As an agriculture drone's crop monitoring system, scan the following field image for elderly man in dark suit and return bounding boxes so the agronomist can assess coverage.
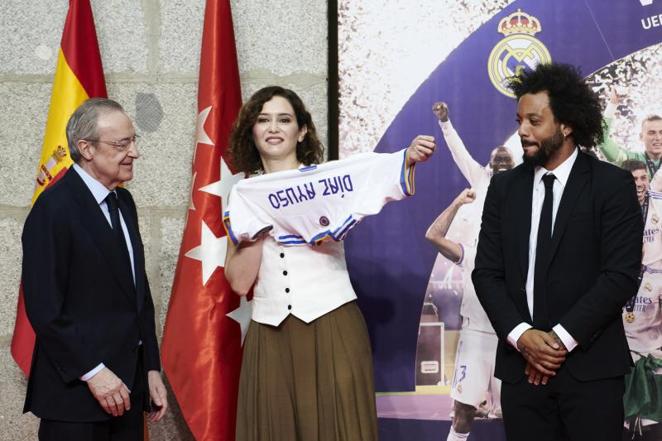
[22,98,168,441]
[473,63,643,441]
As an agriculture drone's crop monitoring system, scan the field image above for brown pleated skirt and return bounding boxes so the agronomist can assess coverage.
[236,301,378,441]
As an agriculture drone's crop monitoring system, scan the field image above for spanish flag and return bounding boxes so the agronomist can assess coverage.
[11,0,107,376]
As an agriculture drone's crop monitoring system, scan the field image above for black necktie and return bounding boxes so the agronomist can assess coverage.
[533,173,555,328]
[105,192,132,270]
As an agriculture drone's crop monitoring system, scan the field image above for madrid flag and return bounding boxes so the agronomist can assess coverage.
[161,0,244,439]
[11,0,107,375]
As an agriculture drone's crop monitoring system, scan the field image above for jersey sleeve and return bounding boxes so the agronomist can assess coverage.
[223,184,273,245]
[306,149,416,244]
[350,148,416,218]
[439,119,486,188]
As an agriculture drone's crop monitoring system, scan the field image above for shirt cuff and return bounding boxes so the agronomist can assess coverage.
[553,324,578,352]
[507,322,532,351]
[400,148,416,196]
[80,363,105,381]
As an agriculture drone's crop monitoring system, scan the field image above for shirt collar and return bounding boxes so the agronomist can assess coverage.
[73,163,113,204]
[534,147,578,188]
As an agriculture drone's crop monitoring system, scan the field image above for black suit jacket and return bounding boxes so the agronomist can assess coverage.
[22,168,160,422]
[472,151,642,384]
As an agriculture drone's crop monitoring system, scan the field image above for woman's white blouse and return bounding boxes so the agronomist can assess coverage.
[252,237,357,326]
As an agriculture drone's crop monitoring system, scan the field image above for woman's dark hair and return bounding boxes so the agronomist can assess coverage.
[509,63,604,148]
[229,86,324,174]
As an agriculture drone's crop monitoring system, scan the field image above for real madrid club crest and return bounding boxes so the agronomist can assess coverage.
[487,9,552,98]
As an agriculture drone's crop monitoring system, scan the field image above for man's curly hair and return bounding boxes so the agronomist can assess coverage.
[509,63,604,148]
[229,86,324,175]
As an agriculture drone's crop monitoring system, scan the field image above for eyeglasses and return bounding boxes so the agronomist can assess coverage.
[85,134,140,151]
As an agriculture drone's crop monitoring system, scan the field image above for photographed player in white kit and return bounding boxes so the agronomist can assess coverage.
[432,102,514,245]
[426,188,501,441]
[622,162,662,438]
[623,164,662,360]
[426,102,515,441]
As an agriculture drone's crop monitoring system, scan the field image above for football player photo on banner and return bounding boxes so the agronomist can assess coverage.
[333,0,662,440]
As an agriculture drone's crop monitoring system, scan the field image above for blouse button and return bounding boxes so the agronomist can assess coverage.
[283,270,288,276]
[280,253,285,258]
[285,288,290,293]
[287,305,292,310]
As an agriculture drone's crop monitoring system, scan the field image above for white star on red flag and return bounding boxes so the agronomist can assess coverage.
[196,106,214,146]
[184,220,228,285]
[200,156,243,204]
[226,296,252,344]
[192,106,214,165]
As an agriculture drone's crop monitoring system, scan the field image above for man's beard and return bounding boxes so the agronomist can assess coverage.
[522,128,564,168]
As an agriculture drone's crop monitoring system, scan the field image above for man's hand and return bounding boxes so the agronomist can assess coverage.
[147,370,168,422]
[432,102,449,122]
[454,188,476,207]
[86,367,131,417]
[517,329,567,377]
[406,135,436,166]
[525,362,550,386]
[524,330,568,385]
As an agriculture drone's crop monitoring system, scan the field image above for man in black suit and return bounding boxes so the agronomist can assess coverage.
[22,98,168,440]
[472,63,643,440]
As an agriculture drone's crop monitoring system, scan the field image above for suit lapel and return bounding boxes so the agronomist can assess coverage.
[64,170,137,304]
[117,192,145,311]
[540,152,591,271]
[515,166,534,281]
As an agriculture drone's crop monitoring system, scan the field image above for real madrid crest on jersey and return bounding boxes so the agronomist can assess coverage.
[487,9,552,98]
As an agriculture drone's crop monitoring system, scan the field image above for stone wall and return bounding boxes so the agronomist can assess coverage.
[0,1,327,439]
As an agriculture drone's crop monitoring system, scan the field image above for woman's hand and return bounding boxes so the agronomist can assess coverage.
[406,135,436,166]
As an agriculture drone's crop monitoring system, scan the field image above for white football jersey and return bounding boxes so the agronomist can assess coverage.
[224,149,415,246]
[624,270,662,358]
[625,192,662,358]
[643,191,662,267]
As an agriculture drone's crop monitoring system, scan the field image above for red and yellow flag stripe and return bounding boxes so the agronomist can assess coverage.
[32,0,107,203]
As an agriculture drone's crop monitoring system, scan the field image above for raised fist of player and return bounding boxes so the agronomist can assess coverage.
[454,188,476,206]
[432,102,449,122]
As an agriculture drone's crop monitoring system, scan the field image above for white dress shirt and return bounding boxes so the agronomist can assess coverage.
[507,148,579,352]
[73,164,135,381]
